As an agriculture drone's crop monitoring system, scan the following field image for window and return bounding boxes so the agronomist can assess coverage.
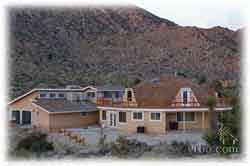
[119,112,127,123]
[115,91,123,98]
[177,112,195,122]
[58,93,65,98]
[39,93,48,98]
[49,93,56,98]
[132,112,143,120]
[127,90,132,101]
[102,111,106,120]
[150,112,161,120]
[183,91,188,104]
[87,92,95,98]
[80,112,88,116]
[103,91,112,98]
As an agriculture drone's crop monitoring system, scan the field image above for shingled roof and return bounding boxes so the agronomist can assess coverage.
[33,98,97,113]
[133,75,214,108]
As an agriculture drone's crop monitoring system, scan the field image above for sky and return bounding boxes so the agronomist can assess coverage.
[132,0,245,31]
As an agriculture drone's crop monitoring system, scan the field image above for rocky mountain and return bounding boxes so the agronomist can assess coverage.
[9,5,241,98]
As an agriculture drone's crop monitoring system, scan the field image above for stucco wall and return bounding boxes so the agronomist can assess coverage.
[49,111,99,130]
[100,110,166,134]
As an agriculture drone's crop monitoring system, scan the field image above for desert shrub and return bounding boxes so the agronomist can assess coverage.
[15,131,54,156]
[204,132,220,147]
[110,136,150,158]
[170,141,193,156]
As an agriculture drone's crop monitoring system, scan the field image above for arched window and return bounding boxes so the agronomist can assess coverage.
[127,90,132,101]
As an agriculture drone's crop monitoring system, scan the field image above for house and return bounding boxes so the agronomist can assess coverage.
[8,76,232,134]
[7,85,125,131]
[97,76,232,134]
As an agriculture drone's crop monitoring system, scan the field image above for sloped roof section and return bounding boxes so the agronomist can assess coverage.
[32,98,97,113]
[133,75,214,108]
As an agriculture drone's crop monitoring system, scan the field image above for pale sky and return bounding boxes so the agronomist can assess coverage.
[132,0,245,31]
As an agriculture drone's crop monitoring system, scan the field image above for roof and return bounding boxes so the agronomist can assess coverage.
[32,98,97,113]
[94,85,125,91]
[8,87,91,105]
[133,75,214,108]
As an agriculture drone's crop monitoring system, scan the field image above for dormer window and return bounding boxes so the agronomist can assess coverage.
[127,90,132,102]
[183,91,188,104]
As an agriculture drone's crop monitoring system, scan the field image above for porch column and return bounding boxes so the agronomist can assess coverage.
[20,110,23,125]
[202,112,205,129]
[183,112,186,132]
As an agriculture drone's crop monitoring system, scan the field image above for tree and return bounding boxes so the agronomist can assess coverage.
[205,95,217,131]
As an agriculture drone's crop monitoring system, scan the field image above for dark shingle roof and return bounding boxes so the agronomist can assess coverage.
[33,99,97,113]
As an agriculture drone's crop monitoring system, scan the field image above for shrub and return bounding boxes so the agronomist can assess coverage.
[170,141,193,156]
[204,131,220,146]
[15,131,54,156]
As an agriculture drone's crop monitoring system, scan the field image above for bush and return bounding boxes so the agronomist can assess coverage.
[204,132,220,146]
[110,136,150,158]
[170,141,193,156]
[15,131,54,156]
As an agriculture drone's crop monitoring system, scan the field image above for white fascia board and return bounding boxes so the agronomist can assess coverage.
[98,106,233,112]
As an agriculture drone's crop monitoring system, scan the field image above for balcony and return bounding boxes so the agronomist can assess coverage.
[171,101,200,107]
[96,97,137,107]
[216,97,230,107]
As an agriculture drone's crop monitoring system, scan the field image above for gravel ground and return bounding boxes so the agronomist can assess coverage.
[65,126,206,146]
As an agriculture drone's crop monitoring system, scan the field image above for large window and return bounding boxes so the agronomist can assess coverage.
[150,112,161,121]
[102,111,106,120]
[132,112,143,121]
[119,112,127,123]
[177,112,195,122]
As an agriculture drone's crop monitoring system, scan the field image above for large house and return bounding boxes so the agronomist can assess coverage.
[97,76,232,134]
[8,76,232,134]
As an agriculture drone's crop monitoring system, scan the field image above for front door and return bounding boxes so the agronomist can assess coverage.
[108,111,117,128]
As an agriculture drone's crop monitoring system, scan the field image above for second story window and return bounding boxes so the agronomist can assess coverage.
[49,93,56,98]
[183,91,188,104]
[58,93,65,98]
[127,90,132,101]
[39,93,48,98]
[87,92,95,98]
[103,91,112,98]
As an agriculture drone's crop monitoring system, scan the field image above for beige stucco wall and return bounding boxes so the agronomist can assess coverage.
[8,91,38,110]
[49,111,99,130]
[100,110,166,134]
[33,107,50,129]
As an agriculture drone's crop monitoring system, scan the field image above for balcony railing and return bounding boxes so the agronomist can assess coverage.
[96,97,137,107]
[171,101,200,107]
[216,97,230,107]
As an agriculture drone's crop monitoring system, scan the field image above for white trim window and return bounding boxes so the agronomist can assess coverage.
[39,93,48,98]
[102,110,107,120]
[58,93,65,98]
[177,112,195,122]
[49,93,56,98]
[118,112,127,123]
[132,111,144,121]
[150,112,161,121]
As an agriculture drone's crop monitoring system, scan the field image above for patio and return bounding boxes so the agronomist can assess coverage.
[65,126,207,146]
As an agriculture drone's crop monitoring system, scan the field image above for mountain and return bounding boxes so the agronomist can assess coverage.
[9,6,241,98]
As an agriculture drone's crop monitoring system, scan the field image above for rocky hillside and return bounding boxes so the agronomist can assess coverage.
[9,5,241,98]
